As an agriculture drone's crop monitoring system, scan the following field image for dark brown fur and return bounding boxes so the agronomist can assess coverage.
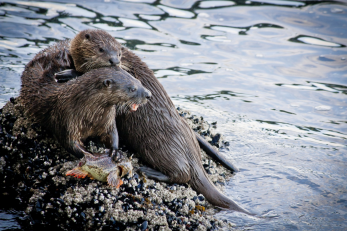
[21,29,122,78]
[20,41,150,158]
[118,48,250,213]
[70,29,122,73]
[22,29,248,213]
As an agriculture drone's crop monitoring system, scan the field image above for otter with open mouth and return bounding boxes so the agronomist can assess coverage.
[24,29,249,214]
[21,61,151,158]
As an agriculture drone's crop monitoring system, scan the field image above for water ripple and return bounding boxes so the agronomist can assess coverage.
[80,1,162,19]
[290,35,345,47]
[250,0,305,7]
[199,1,235,8]
[275,81,346,94]
[15,1,96,18]
[157,5,195,18]
[119,18,152,29]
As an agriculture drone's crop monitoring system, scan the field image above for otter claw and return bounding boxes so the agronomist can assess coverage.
[55,69,81,83]
[108,149,120,161]
[111,150,126,163]
[107,148,117,157]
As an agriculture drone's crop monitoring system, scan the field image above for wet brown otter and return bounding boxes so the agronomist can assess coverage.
[20,49,151,158]
[54,29,123,82]
[53,30,237,172]
[32,29,248,213]
[70,29,122,73]
[117,48,250,214]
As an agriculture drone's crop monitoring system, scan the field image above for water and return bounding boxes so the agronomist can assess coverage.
[0,0,346,230]
[0,211,21,231]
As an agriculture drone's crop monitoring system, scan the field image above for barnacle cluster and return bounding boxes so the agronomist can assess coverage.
[0,98,235,230]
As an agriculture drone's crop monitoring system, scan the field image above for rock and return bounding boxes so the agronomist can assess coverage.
[0,98,234,230]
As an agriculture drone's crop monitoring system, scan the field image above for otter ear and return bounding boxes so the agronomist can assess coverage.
[103,79,114,87]
[85,33,90,40]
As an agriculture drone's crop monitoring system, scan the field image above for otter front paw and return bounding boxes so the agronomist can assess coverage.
[55,69,81,83]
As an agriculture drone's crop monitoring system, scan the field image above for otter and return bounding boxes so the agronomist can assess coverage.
[20,49,151,158]
[32,29,248,213]
[53,29,123,82]
[55,29,239,173]
[117,48,250,214]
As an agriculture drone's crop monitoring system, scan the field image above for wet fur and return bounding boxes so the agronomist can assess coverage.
[20,42,148,158]
[118,48,250,213]
[70,29,122,73]
[21,30,248,213]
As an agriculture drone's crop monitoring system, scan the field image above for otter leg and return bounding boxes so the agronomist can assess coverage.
[55,69,82,83]
[69,141,92,158]
[195,132,239,172]
[139,166,171,182]
[108,125,119,157]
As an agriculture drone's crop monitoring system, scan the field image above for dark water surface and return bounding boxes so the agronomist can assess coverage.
[0,0,346,230]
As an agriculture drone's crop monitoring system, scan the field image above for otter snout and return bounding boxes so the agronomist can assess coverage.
[143,89,152,100]
[109,56,120,66]
[129,85,151,100]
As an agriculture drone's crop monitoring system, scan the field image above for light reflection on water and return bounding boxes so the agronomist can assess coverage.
[0,0,346,230]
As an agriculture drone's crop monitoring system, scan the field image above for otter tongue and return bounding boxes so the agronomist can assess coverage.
[131,104,139,111]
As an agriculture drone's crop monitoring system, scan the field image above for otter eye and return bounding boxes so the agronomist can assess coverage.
[85,34,90,39]
[129,87,137,92]
[103,79,113,87]
[99,48,104,52]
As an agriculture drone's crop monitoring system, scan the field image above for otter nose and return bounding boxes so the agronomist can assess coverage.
[144,90,152,99]
[109,57,120,66]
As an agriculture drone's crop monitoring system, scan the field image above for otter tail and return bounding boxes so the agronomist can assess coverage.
[189,167,252,215]
[195,132,239,172]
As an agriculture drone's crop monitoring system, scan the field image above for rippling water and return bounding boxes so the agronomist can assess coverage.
[0,0,346,230]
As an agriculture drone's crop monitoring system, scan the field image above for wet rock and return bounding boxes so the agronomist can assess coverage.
[0,98,235,230]
[140,220,148,231]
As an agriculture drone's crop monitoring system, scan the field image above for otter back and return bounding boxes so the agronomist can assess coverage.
[117,47,251,214]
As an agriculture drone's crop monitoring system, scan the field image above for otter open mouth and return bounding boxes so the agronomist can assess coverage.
[130,103,139,112]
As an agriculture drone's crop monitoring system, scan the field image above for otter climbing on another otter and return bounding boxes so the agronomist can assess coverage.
[28,29,248,213]
[52,29,123,82]
[20,28,151,158]
[20,50,151,158]
[54,29,239,173]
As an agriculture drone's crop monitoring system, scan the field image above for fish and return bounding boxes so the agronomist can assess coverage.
[66,150,133,188]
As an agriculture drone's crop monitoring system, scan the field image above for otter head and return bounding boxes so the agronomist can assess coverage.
[89,68,151,113]
[70,29,122,73]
